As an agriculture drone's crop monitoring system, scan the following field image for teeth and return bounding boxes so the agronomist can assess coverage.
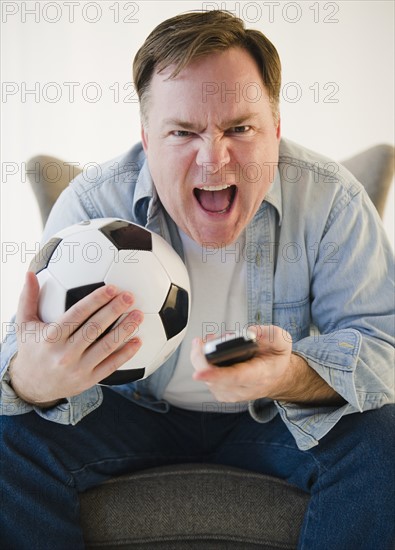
[200,184,231,191]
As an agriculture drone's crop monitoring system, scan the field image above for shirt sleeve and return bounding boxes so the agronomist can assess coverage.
[1,184,103,424]
[251,187,394,451]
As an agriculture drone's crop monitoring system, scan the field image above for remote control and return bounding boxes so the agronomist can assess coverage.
[204,329,258,367]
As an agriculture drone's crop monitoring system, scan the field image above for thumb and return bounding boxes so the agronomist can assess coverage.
[249,325,291,354]
[16,271,40,324]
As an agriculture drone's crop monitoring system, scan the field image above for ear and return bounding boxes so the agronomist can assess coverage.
[276,116,281,141]
[141,124,148,153]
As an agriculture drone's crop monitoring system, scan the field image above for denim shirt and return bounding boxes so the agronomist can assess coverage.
[1,138,394,450]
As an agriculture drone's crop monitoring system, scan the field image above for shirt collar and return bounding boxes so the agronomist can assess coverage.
[132,158,158,223]
[133,158,154,203]
[263,167,283,225]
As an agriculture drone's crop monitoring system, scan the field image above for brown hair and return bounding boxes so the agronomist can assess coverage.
[133,10,281,124]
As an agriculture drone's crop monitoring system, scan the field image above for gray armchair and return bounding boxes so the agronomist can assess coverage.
[26,144,394,549]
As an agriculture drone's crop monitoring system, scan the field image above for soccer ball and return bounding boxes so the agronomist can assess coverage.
[29,218,191,385]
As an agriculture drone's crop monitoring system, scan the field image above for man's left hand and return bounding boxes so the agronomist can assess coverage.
[191,325,345,405]
[191,325,294,403]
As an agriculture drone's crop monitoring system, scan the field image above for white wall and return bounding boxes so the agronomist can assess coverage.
[1,0,394,334]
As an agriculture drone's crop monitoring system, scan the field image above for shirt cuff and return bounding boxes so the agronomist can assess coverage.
[1,354,103,424]
[33,386,103,425]
[249,329,364,450]
[292,328,363,411]
[1,367,34,416]
[274,401,359,450]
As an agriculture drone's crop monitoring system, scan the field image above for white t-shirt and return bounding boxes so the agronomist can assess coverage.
[163,229,249,412]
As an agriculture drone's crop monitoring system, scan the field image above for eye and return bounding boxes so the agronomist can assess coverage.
[172,130,193,137]
[228,125,252,134]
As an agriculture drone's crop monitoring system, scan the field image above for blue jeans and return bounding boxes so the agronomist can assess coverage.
[1,388,394,549]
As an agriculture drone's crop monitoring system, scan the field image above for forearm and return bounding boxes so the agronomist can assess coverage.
[274,353,346,406]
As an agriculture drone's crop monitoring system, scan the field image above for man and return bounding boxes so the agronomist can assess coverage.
[1,10,394,549]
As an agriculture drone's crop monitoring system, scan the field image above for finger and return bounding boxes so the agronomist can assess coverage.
[191,337,259,387]
[250,325,290,354]
[16,271,40,324]
[190,336,242,377]
[69,290,139,355]
[92,336,143,384]
[88,291,136,339]
[59,284,120,331]
[82,309,144,367]
[70,292,141,356]
[192,330,271,390]
[193,364,245,385]
[191,337,220,381]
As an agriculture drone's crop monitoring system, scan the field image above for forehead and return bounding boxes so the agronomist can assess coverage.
[148,48,270,117]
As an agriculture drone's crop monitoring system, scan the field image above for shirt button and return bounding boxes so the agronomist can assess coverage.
[255,312,262,323]
[133,391,141,400]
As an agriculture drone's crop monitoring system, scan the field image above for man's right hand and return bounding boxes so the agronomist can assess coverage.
[9,271,144,406]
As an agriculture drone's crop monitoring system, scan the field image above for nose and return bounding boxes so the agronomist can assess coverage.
[195,138,231,176]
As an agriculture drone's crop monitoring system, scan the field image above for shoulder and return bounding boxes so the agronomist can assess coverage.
[62,143,152,221]
[278,138,365,228]
[70,142,146,196]
[42,143,151,243]
[279,138,362,195]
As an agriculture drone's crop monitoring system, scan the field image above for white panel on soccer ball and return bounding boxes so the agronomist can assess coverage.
[116,313,168,371]
[37,269,68,324]
[48,219,108,240]
[145,329,186,377]
[143,327,187,378]
[46,221,89,241]
[151,233,191,293]
[47,229,116,289]
[105,250,171,313]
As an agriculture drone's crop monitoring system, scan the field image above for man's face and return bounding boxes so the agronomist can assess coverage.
[141,47,280,245]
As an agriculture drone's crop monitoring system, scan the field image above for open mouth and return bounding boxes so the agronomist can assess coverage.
[193,184,237,214]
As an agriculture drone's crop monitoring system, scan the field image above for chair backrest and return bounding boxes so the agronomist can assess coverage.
[341,144,394,217]
[27,156,82,224]
[27,145,395,225]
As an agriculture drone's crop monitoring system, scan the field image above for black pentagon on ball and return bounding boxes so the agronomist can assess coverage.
[99,220,152,251]
[29,237,62,275]
[65,282,105,311]
[65,282,139,387]
[65,282,119,343]
[100,368,146,386]
[159,284,189,340]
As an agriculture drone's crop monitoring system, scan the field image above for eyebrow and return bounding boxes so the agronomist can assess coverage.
[161,114,260,132]
[161,119,203,132]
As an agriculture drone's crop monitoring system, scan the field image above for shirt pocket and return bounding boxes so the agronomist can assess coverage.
[272,296,311,342]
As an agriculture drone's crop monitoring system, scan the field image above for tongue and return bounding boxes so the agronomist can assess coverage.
[196,187,233,212]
